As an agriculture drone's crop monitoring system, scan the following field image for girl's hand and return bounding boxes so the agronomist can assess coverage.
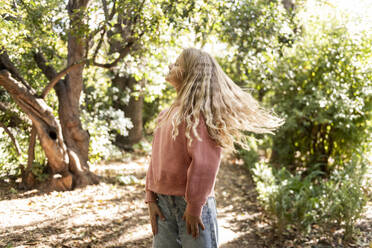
[148,202,165,235]
[182,212,205,238]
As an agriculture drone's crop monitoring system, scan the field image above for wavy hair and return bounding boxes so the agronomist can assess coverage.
[157,48,285,153]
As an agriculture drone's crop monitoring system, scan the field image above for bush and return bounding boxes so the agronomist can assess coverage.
[234,133,274,170]
[252,150,370,239]
[234,135,261,169]
[270,23,372,174]
[252,162,324,235]
[320,151,370,239]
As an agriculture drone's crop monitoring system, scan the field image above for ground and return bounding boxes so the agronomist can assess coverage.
[0,152,371,248]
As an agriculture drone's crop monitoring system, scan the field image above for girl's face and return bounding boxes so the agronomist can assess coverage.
[165,55,183,91]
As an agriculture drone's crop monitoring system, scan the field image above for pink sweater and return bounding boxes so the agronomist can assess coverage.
[145,106,222,217]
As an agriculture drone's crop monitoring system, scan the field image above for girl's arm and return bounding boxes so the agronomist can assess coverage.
[145,138,157,203]
[185,115,222,217]
[145,189,157,203]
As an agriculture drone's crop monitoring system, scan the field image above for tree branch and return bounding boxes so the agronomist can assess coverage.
[0,120,21,155]
[26,126,37,171]
[86,0,117,62]
[102,0,109,20]
[133,0,146,27]
[109,0,117,20]
[92,40,134,69]
[0,49,33,91]
[40,62,84,98]
[0,69,69,176]
[88,0,116,43]
[0,70,55,128]
[91,28,107,65]
[34,51,88,98]
[33,52,58,80]
[0,101,29,127]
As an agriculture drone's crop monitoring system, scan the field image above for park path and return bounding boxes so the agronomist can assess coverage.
[0,152,371,247]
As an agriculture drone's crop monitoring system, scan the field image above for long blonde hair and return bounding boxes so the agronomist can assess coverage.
[157,48,285,153]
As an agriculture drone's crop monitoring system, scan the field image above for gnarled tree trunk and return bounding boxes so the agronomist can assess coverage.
[54,0,98,188]
[0,69,73,191]
[0,0,99,191]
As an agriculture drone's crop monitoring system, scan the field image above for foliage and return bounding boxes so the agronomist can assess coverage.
[0,125,50,181]
[270,25,372,172]
[218,0,371,174]
[252,150,370,239]
[0,0,215,178]
[30,161,49,182]
[220,0,372,242]
[217,0,297,99]
[320,151,370,239]
[0,127,26,179]
[0,0,68,181]
[234,134,272,170]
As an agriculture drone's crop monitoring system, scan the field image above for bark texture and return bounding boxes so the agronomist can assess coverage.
[112,74,144,150]
[282,0,295,11]
[0,70,73,190]
[0,0,99,191]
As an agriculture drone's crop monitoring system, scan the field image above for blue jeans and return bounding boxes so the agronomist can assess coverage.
[152,193,219,248]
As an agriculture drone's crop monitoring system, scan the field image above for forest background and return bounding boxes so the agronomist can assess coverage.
[0,0,371,247]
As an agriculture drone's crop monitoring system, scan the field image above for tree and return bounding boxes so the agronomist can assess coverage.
[90,0,215,149]
[0,0,100,191]
[111,75,144,150]
[216,0,298,102]
[0,0,217,190]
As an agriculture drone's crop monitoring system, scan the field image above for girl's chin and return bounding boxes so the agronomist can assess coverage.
[165,77,173,84]
[165,80,176,88]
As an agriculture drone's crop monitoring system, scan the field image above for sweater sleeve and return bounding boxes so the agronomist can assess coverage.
[145,159,157,203]
[144,108,169,204]
[185,115,222,217]
[145,136,157,204]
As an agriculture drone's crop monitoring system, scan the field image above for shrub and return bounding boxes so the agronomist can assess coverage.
[320,151,370,239]
[270,24,372,174]
[252,150,370,239]
[252,162,324,235]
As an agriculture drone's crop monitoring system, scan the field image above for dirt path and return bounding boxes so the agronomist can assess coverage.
[0,153,371,248]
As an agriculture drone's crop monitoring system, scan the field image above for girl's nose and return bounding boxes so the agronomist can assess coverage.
[169,64,173,70]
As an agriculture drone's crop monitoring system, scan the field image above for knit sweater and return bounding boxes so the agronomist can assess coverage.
[145,106,222,217]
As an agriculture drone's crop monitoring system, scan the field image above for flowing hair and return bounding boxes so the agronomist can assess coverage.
[157,48,285,153]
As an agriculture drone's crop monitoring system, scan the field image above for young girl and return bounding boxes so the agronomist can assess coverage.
[145,48,284,248]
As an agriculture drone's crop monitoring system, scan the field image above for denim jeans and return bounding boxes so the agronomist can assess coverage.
[152,193,219,248]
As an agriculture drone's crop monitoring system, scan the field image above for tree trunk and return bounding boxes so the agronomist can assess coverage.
[52,0,98,188]
[112,74,144,150]
[0,0,99,191]
[0,70,74,191]
[281,0,295,12]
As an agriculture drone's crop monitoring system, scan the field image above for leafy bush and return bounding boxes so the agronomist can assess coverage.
[0,127,28,180]
[252,162,324,234]
[269,17,372,174]
[320,151,370,239]
[220,1,371,241]
[30,161,49,182]
[252,150,370,239]
[0,126,51,183]
[234,134,271,170]
[218,0,296,100]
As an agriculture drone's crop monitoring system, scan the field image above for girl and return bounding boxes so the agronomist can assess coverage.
[145,48,284,248]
